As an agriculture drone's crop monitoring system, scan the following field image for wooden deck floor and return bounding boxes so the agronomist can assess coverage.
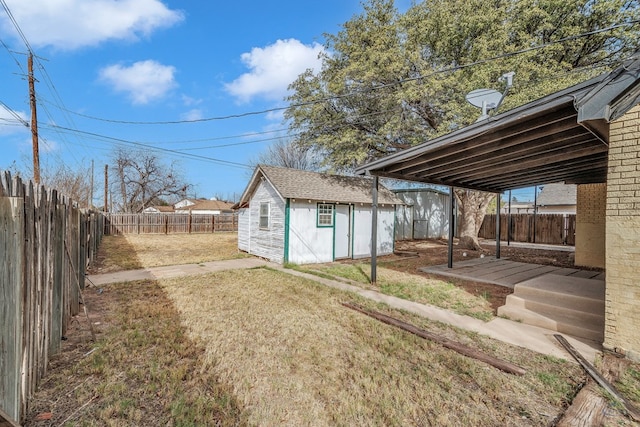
[421,257,605,288]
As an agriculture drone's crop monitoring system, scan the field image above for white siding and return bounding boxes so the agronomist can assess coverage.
[247,181,286,263]
[352,206,395,258]
[288,201,334,264]
[394,190,450,240]
[237,208,250,252]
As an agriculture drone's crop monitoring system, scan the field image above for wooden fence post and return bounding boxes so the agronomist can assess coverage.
[0,197,24,422]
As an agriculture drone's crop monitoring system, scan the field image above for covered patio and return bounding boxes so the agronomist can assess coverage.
[356,54,640,348]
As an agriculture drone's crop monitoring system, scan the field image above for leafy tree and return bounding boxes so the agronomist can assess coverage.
[285,0,639,249]
[111,148,190,213]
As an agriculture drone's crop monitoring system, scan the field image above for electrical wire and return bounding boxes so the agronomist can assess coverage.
[35,19,640,126]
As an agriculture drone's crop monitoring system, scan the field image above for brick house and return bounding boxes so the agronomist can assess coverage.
[356,53,640,361]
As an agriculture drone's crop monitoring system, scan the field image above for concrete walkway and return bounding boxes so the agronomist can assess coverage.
[86,258,601,363]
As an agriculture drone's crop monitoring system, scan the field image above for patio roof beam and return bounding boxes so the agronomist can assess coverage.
[417,130,594,178]
[382,107,578,174]
[462,156,608,188]
[425,140,602,183]
[433,144,608,183]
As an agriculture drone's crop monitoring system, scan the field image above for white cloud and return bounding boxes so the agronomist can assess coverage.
[99,60,177,105]
[180,109,203,121]
[181,95,203,107]
[40,138,59,153]
[225,39,324,103]
[0,0,183,50]
[0,108,29,135]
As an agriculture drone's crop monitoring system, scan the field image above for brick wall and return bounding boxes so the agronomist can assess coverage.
[605,104,640,361]
[575,183,606,268]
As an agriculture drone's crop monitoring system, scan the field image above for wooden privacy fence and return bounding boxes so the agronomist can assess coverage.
[104,212,238,235]
[0,171,104,424]
[479,213,576,246]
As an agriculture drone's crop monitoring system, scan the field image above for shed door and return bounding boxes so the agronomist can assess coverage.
[334,205,351,259]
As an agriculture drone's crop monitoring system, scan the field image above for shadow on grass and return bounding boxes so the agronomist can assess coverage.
[88,234,144,273]
[25,279,247,426]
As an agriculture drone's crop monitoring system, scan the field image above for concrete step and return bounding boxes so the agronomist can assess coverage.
[512,274,605,314]
[498,300,604,342]
[497,273,605,342]
[503,293,604,322]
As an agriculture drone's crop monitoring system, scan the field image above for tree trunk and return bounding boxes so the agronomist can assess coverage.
[454,189,495,251]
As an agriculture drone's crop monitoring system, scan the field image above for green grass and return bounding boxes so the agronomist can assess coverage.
[296,262,494,321]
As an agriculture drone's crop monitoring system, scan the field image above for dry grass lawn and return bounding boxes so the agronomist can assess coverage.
[27,234,640,426]
[160,267,586,426]
[89,232,245,273]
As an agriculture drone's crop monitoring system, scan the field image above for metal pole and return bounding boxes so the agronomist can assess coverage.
[371,176,378,285]
[448,186,455,268]
[533,185,538,243]
[507,190,511,246]
[496,192,501,259]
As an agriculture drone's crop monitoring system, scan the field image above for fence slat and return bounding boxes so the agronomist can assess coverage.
[0,170,105,423]
[104,212,239,235]
[0,197,24,422]
[479,213,576,246]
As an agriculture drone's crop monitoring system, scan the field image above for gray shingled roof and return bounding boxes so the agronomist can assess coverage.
[536,183,577,206]
[248,165,402,205]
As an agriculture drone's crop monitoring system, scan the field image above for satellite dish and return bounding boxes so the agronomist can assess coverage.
[465,88,503,122]
[465,88,502,109]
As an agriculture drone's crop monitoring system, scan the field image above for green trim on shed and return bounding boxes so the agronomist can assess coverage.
[284,198,290,263]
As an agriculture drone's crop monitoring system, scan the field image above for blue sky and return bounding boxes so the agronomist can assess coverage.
[1,0,415,202]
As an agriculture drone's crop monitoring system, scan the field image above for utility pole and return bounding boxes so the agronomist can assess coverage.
[28,53,40,184]
[104,164,108,212]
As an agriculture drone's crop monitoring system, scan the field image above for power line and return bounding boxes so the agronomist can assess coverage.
[37,19,639,126]
[46,124,252,169]
[0,99,29,126]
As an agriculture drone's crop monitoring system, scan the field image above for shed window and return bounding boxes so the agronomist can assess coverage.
[317,203,334,227]
[259,202,270,229]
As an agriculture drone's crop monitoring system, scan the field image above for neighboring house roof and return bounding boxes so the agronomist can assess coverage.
[238,165,403,206]
[175,199,234,211]
[536,183,577,206]
[143,205,175,213]
[503,201,534,209]
[174,199,197,208]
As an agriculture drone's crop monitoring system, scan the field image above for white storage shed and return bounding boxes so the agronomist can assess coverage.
[235,165,402,264]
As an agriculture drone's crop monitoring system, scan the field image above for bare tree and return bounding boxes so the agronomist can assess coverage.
[250,139,320,171]
[111,148,190,213]
[8,157,95,208]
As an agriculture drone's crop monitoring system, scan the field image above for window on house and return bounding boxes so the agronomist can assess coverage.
[259,202,270,229]
[317,203,334,227]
